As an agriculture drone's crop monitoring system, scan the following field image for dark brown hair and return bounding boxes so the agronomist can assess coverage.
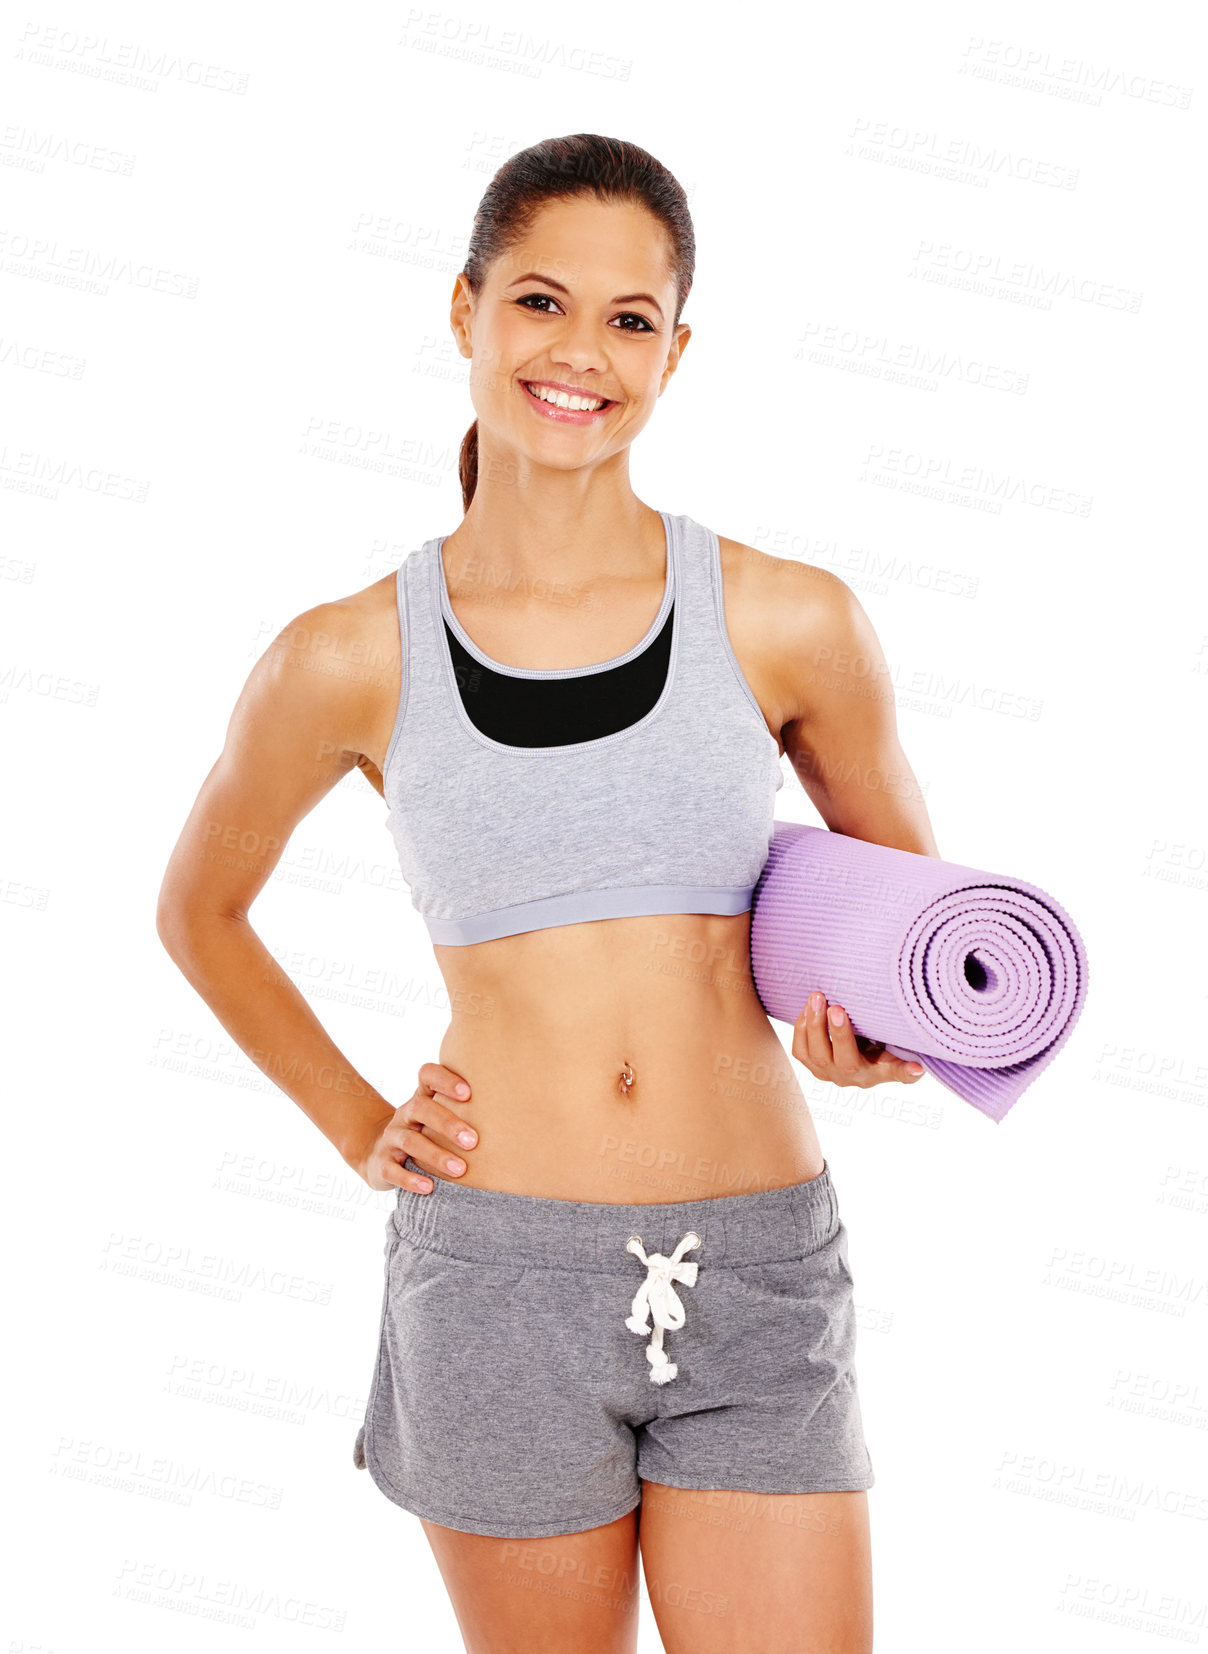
[456,134,695,511]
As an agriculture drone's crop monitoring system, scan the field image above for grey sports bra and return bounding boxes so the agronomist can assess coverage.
[382,510,785,945]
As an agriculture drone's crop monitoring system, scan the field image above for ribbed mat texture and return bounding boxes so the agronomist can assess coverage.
[749,821,1088,1122]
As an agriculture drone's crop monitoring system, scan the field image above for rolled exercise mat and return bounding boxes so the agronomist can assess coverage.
[749,821,1089,1122]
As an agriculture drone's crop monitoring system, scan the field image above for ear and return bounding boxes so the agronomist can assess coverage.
[658,321,692,394]
[450,272,475,359]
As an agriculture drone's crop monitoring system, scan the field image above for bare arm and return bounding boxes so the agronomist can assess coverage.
[726,545,939,1087]
[155,593,474,1190]
[774,565,940,858]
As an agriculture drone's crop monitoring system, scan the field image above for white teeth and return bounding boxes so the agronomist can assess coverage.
[527,383,606,412]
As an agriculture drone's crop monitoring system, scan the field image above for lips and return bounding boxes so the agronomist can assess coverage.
[520,379,616,422]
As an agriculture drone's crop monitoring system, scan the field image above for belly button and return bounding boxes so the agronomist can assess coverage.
[618,1061,635,1098]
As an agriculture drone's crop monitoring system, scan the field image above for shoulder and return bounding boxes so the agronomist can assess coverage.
[243,570,402,748]
[260,571,398,680]
[715,534,855,629]
[715,534,874,719]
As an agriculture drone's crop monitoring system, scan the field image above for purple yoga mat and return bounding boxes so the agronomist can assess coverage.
[749,821,1089,1122]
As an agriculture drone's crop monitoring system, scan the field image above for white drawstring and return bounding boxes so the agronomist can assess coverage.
[624,1230,701,1384]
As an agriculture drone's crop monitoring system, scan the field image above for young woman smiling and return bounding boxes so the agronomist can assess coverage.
[158,134,938,1654]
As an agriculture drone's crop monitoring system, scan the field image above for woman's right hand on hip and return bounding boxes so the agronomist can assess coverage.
[356,1063,478,1192]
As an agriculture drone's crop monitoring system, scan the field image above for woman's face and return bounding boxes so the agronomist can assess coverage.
[450,195,691,481]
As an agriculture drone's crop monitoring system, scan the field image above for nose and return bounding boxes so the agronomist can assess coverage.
[548,315,610,378]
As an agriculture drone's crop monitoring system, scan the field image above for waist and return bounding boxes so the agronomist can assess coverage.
[423,913,823,1201]
[434,910,772,1081]
[394,1154,838,1272]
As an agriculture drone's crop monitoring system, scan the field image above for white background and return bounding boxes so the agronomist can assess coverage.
[3,2,1206,1650]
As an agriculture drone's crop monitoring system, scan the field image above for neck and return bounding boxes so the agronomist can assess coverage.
[447,451,665,584]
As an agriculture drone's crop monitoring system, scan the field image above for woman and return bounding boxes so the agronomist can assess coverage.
[157,133,938,1654]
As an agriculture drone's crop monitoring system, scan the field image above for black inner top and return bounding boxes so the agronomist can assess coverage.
[444,602,675,747]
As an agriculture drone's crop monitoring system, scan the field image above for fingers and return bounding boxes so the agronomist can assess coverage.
[375,1153,433,1195]
[418,1061,472,1101]
[357,1063,480,1193]
[869,1048,929,1083]
[395,1122,468,1181]
[792,992,925,1088]
[793,991,835,1073]
[413,1062,478,1149]
[375,1120,463,1189]
[820,999,866,1081]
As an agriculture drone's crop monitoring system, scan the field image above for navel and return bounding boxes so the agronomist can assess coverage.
[618,1061,636,1099]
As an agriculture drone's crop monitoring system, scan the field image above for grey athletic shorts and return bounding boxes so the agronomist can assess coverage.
[352,1155,874,1539]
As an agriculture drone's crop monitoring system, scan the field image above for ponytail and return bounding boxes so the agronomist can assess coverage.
[458,419,479,512]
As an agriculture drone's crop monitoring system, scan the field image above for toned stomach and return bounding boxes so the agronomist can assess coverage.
[426,910,825,1203]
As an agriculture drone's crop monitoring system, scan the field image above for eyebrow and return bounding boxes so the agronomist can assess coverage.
[506,271,665,322]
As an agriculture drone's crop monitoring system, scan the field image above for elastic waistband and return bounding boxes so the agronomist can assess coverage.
[395,1157,839,1273]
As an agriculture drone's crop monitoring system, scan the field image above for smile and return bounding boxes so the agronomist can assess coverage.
[521,380,616,423]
